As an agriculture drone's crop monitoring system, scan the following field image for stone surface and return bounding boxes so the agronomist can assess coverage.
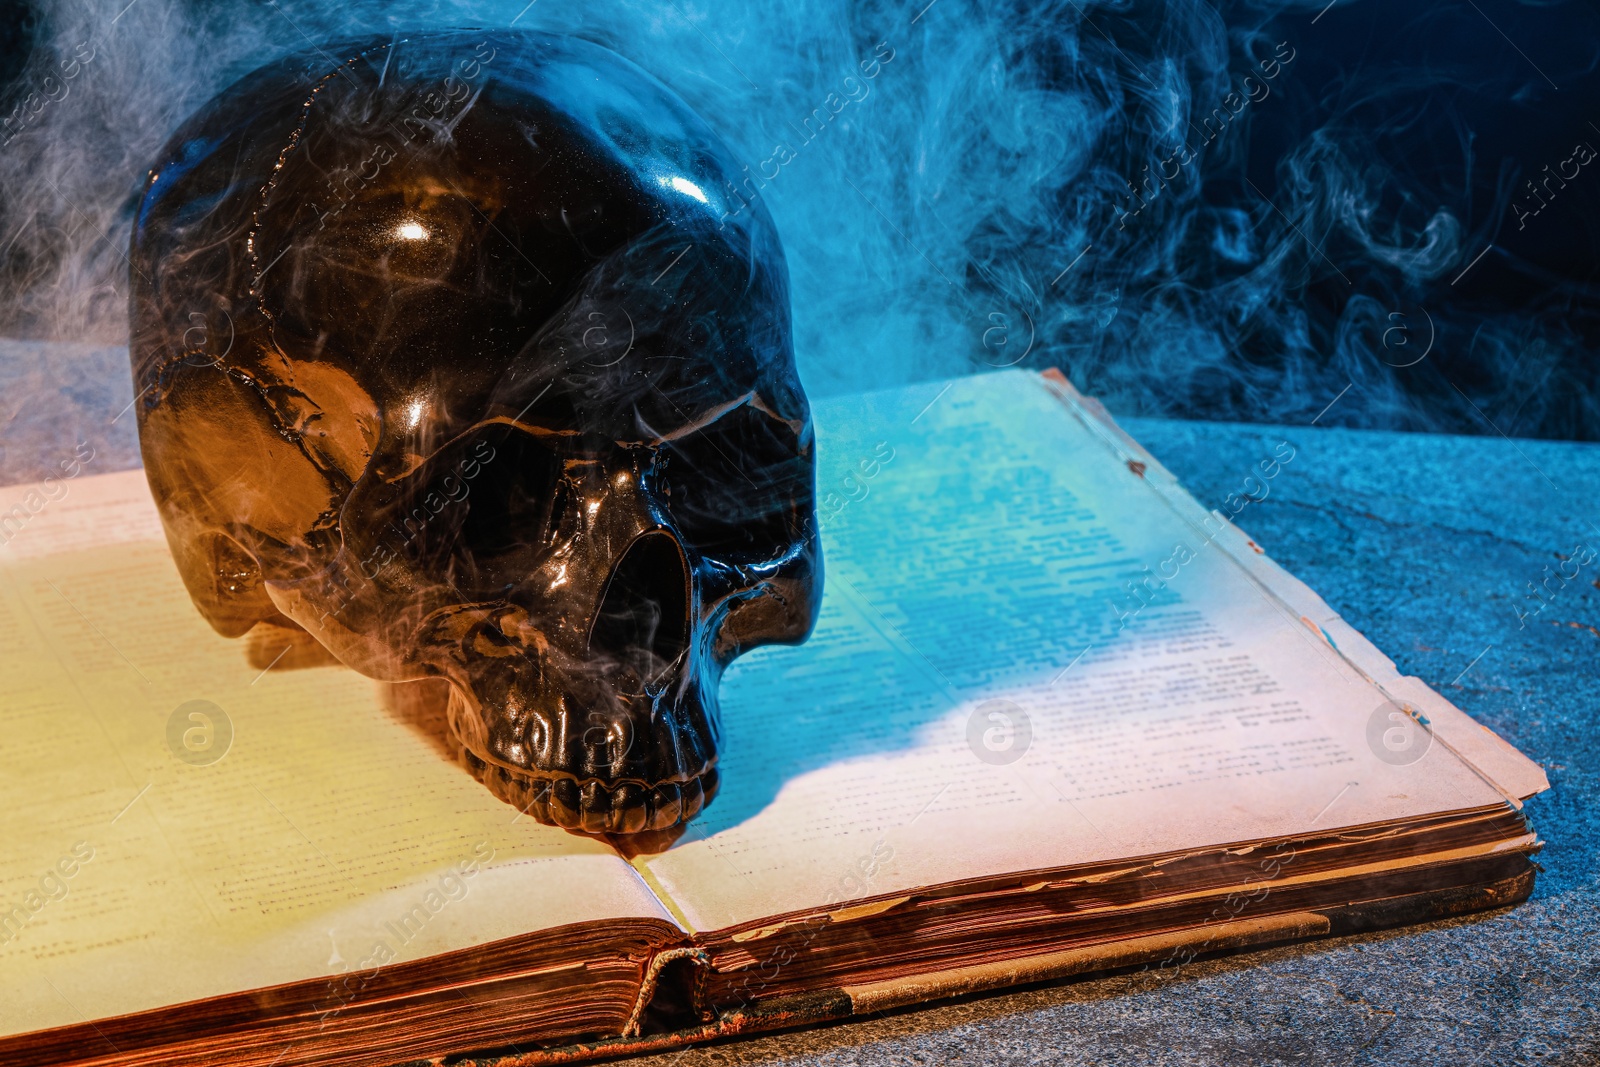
[3,356,1594,1064]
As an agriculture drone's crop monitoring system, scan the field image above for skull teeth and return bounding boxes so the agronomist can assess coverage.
[455,742,716,834]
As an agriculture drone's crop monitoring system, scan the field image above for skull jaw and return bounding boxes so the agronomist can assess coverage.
[455,742,719,835]
[444,669,720,834]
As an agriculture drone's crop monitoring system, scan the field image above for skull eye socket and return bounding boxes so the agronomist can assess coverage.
[662,405,806,560]
[451,432,567,587]
[456,433,559,553]
[367,430,566,595]
[588,531,690,686]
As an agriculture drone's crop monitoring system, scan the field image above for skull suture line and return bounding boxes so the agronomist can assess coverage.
[129,30,822,834]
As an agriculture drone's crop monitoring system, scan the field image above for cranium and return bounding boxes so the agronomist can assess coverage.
[128,30,821,834]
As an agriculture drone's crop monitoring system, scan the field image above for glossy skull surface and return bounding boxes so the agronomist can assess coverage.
[129,29,821,834]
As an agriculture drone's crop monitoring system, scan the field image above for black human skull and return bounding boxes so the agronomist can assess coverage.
[128,30,821,834]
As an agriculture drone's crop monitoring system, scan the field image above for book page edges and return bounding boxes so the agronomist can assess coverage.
[1036,369,1549,803]
[838,855,1535,1016]
[492,856,1536,1065]
[841,909,1335,1013]
[709,822,1536,951]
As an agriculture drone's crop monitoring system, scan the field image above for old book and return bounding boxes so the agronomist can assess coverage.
[0,369,1546,1066]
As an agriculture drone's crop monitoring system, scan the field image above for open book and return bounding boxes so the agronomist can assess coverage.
[0,369,1546,1066]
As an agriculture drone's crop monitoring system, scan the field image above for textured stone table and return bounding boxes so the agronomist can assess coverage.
[3,343,1594,1065]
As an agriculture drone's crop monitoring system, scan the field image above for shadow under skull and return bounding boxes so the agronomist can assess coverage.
[129,30,822,835]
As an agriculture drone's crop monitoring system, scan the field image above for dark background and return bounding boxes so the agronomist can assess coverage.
[0,0,1596,440]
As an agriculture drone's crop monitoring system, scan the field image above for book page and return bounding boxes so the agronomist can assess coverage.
[635,370,1543,932]
[0,471,673,1038]
[1059,378,1549,804]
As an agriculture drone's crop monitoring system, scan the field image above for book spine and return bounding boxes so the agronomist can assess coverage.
[620,947,709,1038]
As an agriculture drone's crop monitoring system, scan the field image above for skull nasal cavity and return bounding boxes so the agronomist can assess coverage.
[588,532,690,683]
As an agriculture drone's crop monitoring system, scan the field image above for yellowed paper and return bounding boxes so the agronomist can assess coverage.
[0,471,672,1038]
